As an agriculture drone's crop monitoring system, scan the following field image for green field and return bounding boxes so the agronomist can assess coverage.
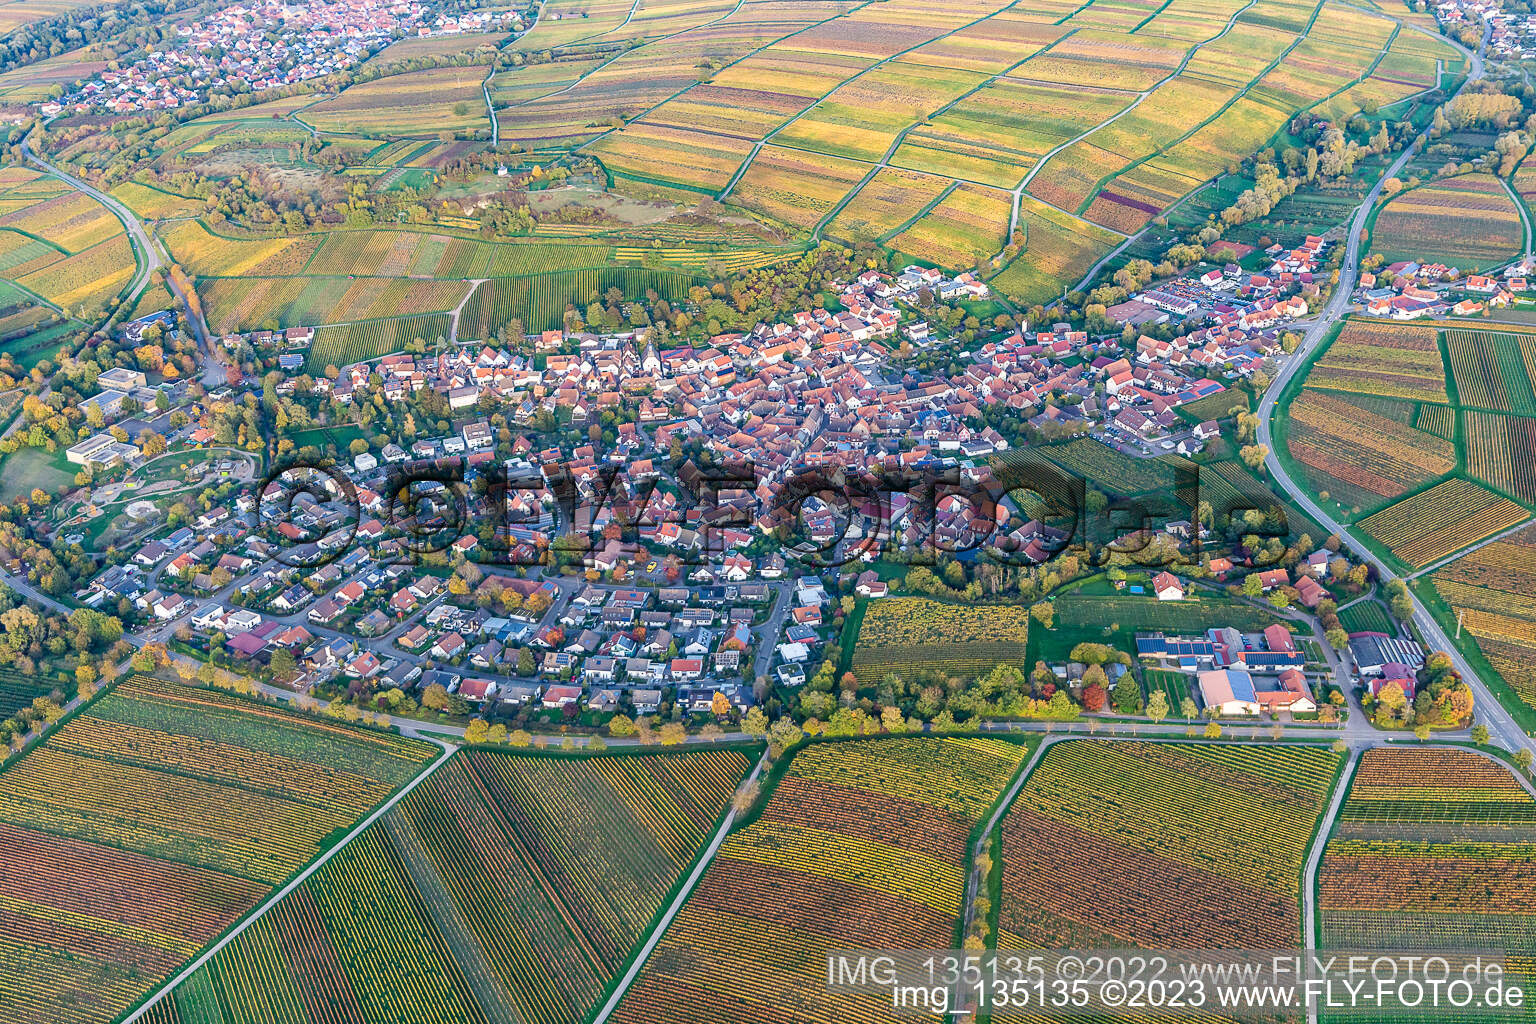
[0,445,76,503]
[1336,598,1396,636]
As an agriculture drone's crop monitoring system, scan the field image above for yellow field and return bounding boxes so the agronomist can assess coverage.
[304,67,492,135]
[163,221,321,278]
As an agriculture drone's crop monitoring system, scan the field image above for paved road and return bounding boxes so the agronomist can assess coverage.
[20,139,160,303]
[752,581,792,682]
[1300,746,1359,1024]
[1253,21,1534,754]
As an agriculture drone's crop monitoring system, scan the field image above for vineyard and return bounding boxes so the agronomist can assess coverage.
[1358,477,1530,569]
[851,597,1029,681]
[198,276,471,334]
[1304,318,1448,401]
[145,747,751,1024]
[608,736,1035,1024]
[0,675,438,1024]
[306,314,453,374]
[0,667,62,718]
[1369,174,1524,270]
[1430,522,1536,710]
[1041,436,1185,495]
[994,741,1341,961]
[1463,410,1536,506]
[457,267,697,336]
[1444,329,1536,416]
[0,173,136,317]
[304,66,493,135]
[487,0,1455,296]
[1285,388,1456,509]
[1319,747,1536,1022]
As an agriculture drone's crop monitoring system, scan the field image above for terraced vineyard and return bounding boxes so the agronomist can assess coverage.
[993,741,1342,964]
[0,675,439,1024]
[144,747,753,1024]
[608,736,1035,1024]
[153,0,1462,327]
[1318,748,1536,1022]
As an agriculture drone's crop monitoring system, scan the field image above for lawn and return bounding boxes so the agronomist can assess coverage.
[1030,577,1290,667]
[0,445,76,503]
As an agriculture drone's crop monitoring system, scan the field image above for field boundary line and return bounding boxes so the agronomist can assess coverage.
[718,0,1023,202]
[1301,746,1357,1024]
[589,750,769,1024]
[956,736,1057,951]
[813,25,1086,241]
[1499,172,1534,261]
[510,0,764,118]
[1068,0,1329,220]
[119,737,458,1024]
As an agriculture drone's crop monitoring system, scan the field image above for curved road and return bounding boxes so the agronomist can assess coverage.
[1254,20,1534,755]
[20,138,161,304]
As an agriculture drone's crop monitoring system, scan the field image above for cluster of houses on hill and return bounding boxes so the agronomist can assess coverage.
[1440,0,1530,59]
[41,0,485,116]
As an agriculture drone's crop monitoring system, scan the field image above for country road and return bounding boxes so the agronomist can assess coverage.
[20,138,161,303]
[1253,18,1536,755]
[1300,748,1359,1024]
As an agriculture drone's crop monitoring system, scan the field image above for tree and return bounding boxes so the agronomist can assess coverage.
[659,722,687,745]
[509,728,533,747]
[1029,601,1054,629]
[1239,444,1270,470]
[1203,721,1222,739]
[75,665,98,700]
[767,716,803,757]
[607,713,636,737]
[421,683,449,711]
[1471,723,1490,745]
[517,647,536,675]
[1516,749,1533,774]
[1082,682,1107,712]
[710,691,731,717]
[1180,696,1199,719]
[269,647,296,680]
[464,718,489,744]
[1145,690,1168,724]
[1111,672,1142,714]
[741,706,769,736]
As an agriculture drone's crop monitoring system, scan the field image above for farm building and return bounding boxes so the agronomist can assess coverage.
[1198,669,1261,715]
